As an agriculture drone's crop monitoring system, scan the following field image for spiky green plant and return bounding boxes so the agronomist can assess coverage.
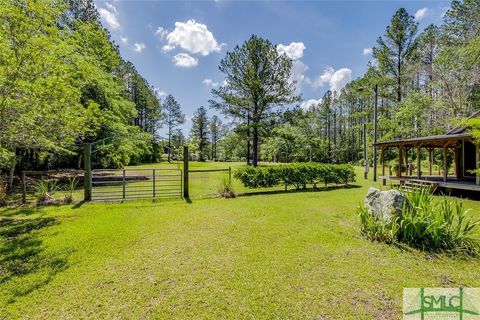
[63,176,78,203]
[34,179,59,205]
[358,188,480,257]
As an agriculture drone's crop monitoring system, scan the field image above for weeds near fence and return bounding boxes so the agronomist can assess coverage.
[63,177,78,203]
[217,177,235,198]
[34,179,59,205]
[358,188,480,257]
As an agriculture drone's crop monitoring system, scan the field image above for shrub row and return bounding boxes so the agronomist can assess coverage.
[234,163,356,189]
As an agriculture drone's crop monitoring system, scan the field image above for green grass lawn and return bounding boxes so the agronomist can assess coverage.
[1,164,480,319]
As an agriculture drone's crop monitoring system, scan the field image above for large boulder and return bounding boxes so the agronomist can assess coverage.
[364,187,410,223]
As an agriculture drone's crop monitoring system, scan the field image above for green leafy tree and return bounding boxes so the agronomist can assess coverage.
[373,8,418,102]
[0,0,87,185]
[162,95,185,162]
[211,35,299,167]
[190,107,210,161]
[209,115,227,161]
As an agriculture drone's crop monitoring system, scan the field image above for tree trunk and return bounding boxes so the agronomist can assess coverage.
[397,48,402,102]
[8,165,15,192]
[252,125,259,167]
[246,112,251,165]
[168,129,171,163]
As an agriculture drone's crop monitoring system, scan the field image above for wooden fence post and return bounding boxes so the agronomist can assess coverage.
[228,166,232,185]
[84,143,92,201]
[153,169,156,198]
[183,146,189,198]
[122,169,126,199]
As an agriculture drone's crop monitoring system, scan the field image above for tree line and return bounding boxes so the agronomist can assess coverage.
[1,0,479,182]
[0,0,166,176]
[212,0,480,167]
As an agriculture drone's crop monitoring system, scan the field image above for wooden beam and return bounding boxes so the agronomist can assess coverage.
[416,146,421,179]
[381,147,386,186]
[428,148,433,176]
[398,146,403,177]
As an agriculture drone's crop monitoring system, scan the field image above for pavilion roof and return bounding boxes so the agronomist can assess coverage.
[374,133,472,148]
[375,110,479,148]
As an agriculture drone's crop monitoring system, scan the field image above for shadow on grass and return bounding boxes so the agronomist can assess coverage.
[0,215,67,304]
[236,184,361,197]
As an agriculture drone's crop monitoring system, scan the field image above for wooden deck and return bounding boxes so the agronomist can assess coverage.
[379,175,480,192]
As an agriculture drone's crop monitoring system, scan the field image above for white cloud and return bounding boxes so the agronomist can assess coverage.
[308,67,335,88]
[133,42,146,53]
[300,99,322,110]
[105,2,117,14]
[308,66,352,93]
[330,68,352,92]
[163,20,222,56]
[154,88,167,97]
[162,44,175,52]
[120,36,128,45]
[98,3,120,30]
[363,48,372,56]
[155,27,168,40]
[202,79,219,87]
[277,42,306,60]
[414,8,430,21]
[172,53,198,67]
[290,60,308,92]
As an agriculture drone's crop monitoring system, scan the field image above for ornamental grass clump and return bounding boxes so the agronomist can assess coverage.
[63,176,78,203]
[34,179,59,206]
[217,177,236,198]
[358,188,480,257]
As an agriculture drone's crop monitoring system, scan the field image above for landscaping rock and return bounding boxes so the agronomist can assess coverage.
[364,187,410,223]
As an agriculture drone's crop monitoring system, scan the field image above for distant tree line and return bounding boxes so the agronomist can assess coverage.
[212,0,480,167]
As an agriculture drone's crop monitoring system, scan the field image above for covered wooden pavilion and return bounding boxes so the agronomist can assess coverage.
[375,111,480,192]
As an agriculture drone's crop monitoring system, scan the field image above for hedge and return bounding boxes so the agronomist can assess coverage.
[234,163,356,189]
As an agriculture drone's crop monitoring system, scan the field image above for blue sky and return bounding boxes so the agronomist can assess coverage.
[95,0,449,136]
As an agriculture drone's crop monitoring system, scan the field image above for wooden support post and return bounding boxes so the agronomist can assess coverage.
[83,143,92,201]
[363,123,368,179]
[183,146,189,198]
[22,172,26,204]
[122,169,126,199]
[153,169,156,198]
[381,147,386,186]
[476,144,480,186]
[443,146,448,182]
[416,146,421,179]
[398,146,403,177]
[428,148,433,176]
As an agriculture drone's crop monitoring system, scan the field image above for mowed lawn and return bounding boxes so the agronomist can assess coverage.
[1,165,480,319]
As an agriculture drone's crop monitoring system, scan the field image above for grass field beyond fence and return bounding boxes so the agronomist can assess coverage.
[1,163,479,319]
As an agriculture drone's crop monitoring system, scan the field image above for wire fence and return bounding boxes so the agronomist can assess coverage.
[187,168,231,199]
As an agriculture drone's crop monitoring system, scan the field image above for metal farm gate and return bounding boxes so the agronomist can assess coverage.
[91,168,182,201]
